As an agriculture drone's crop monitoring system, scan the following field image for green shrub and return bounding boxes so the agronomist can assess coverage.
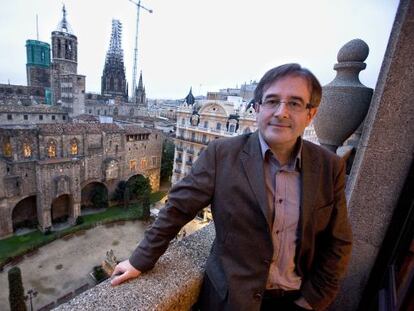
[8,267,27,311]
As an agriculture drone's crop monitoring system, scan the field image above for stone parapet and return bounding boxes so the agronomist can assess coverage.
[54,223,215,311]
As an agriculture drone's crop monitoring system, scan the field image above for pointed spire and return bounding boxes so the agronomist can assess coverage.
[185,87,195,105]
[56,4,74,34]
[137,71,144,90]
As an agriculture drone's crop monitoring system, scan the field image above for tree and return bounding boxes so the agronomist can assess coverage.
[127,175,152,203]
[8,267,27,311]
[160,139,174,182]
[112,180,127,203]
[91,187,108,209]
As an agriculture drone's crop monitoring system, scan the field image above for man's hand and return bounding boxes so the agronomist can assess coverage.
[110,259,141,286]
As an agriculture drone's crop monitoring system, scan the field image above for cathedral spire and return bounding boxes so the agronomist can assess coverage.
[137,71,144,90]
[101,19,127,99]
[56,5,74,34]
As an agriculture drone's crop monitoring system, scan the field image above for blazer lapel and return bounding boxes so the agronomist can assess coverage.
[240,132,271,227]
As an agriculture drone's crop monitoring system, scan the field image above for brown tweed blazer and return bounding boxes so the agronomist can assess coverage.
[130,131,352,311]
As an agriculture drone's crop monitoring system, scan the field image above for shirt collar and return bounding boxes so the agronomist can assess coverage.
[258,132,302,170]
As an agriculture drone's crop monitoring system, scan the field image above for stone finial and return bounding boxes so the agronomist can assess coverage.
[313,39,373,152]
[337,39,369,63]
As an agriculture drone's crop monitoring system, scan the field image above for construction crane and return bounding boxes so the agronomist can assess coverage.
[128,0,152,100]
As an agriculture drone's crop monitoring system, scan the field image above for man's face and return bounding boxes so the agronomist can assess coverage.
[255,75,317,152]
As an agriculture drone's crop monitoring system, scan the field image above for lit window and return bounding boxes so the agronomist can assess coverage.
[70,139,78,155]
[130,160,137,171]
[23,143,32,158]
[140,158,147,169]
[3,140,12,157]
[47,140,57,158]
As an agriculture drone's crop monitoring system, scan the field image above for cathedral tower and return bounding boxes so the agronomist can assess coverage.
[101,19,128,100]
[50,5,85,116]
[135,71,146,106]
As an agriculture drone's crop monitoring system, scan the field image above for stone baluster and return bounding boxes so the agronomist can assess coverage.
[314,39,373,153]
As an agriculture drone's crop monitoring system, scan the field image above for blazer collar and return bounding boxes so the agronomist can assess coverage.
[240,131,272,226]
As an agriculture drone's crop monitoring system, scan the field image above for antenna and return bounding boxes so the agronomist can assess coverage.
[36,14,39,40]
[128,0,152,100]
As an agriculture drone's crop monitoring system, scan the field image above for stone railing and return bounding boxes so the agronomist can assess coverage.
[54,224,215,311]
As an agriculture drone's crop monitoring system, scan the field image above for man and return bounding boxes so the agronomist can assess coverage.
[111,63,353,311]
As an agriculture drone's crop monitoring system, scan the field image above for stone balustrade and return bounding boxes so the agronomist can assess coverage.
[54,223,215,311]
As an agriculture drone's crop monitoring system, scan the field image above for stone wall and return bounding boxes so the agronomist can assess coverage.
[55,224,215,311]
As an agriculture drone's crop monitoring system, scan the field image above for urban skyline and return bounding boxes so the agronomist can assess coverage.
[0,0,399,99]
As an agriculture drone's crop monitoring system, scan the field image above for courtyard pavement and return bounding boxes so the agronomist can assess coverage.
[0,220,148,311]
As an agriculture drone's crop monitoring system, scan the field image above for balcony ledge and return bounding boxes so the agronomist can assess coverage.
[55,223,215,311]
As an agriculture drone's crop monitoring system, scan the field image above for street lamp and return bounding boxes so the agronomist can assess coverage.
[24,288,38,311]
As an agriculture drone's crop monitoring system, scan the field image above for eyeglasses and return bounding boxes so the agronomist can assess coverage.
[260,98,312,113]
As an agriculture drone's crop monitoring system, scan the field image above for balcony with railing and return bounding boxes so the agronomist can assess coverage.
[56,224,215,311]
[176,124,239,138]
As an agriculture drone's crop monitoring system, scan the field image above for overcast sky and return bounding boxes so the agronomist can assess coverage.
[0,0,399,99]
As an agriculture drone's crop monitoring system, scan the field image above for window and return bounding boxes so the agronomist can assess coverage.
[23,143,32,158]
[52,115,56,120]
[97,110,100,115]
[141,158,147,169]
[89,109,92,114]
[216,123,221,130]
[63,116,66,120]
[229,124,236,133]
[24,115,28,120]
[181,118,185,125]
[129,160,137,171]
[3,139,12,157]
[191,132,196,141]
[70,138,78,155]
[39,115,43,120]
[204,121,208,128]
[47,140,57,158]
[152,156,157,166]
[7,114,12,120]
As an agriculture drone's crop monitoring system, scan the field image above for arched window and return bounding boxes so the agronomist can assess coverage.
[23,143,32,158]
[229,124,236,133]
[47,140,57,158]
[70,138,78,155]
[3,138,12,157]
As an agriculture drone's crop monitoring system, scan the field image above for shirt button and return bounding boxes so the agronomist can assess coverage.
[253,293,262,301]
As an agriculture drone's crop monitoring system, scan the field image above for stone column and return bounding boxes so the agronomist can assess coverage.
[334,0,414,309]
[0,198,13,239]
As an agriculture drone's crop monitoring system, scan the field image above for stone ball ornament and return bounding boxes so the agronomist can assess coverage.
[314,39,373,152]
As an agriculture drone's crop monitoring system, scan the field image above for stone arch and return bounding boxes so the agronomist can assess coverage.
[12,195,38,232]
[81,181,108,212]
[51,194,71,224]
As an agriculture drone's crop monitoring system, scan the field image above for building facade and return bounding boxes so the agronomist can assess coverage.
[0,123,162,239]
[172,94,257,184]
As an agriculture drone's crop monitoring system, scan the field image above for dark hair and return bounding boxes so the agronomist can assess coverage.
[253,63,322,108]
